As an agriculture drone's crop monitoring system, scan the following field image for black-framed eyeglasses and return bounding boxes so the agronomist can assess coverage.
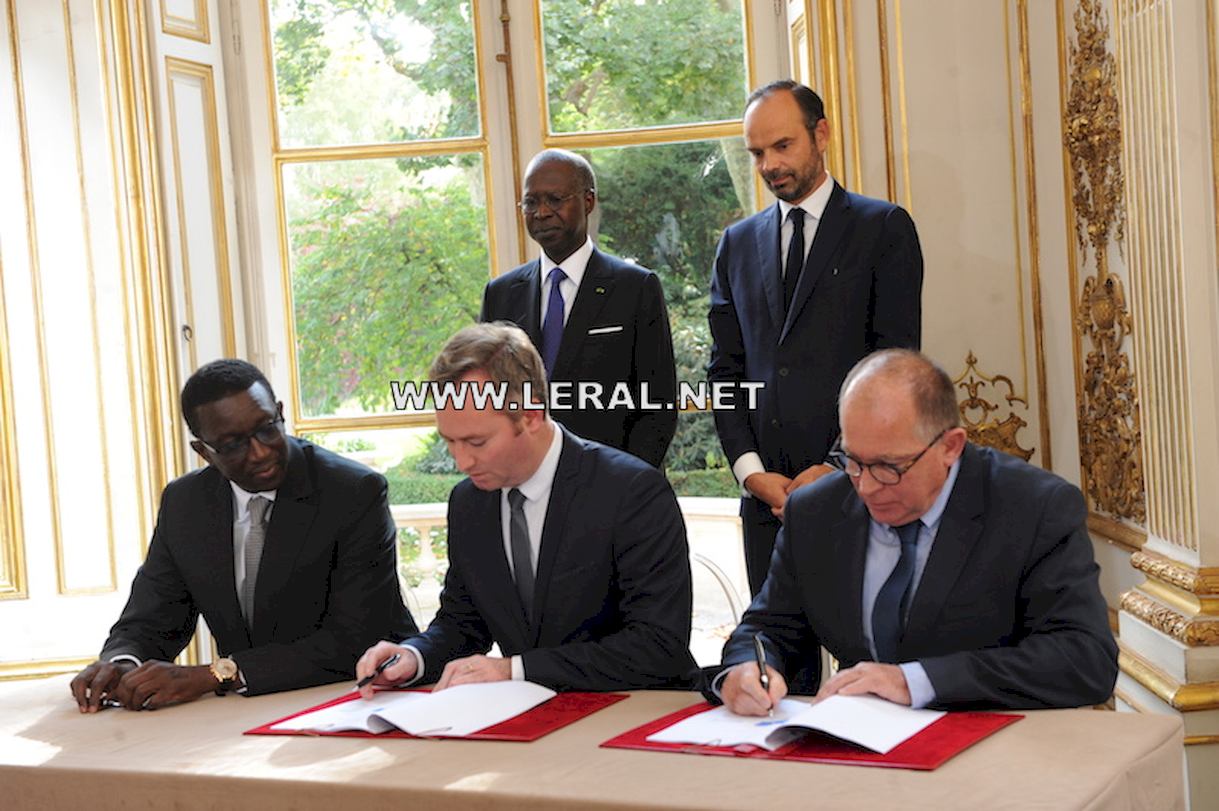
[517,191,585,215]
[197,418,284,459]
[826,428,947,486]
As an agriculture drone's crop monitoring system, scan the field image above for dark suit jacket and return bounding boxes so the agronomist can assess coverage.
[480,247,677,468]
[100,438,417,695]
[405,427,696,691]
[712,444,1118,710]
[708,183,923,476]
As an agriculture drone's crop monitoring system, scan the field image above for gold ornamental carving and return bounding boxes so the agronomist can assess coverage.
[1120,590,1219,647]
[1132,550,1219,596]
[953,352,1033,461]
[1064,0,1145,524]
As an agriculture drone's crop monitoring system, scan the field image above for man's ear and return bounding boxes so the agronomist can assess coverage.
[941,427,968,462]
[814,116,831,153]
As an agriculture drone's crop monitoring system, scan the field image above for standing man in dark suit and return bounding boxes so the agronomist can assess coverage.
[480,149,677,468]
[710,350,1117,711]
[709,81,924,596]
[356,323,695,693]
[70,360,416,712]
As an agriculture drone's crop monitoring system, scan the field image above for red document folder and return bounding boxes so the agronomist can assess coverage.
[601,701,1021,770]
[246,688,627,742]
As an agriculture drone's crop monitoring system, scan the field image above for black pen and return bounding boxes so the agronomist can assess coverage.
[356,653,401,689]
[753,633,773,717]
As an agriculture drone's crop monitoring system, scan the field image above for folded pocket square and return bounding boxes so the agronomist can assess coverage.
[587,325,624,335]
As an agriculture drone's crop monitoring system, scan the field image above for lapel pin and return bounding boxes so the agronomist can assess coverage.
[595,286,606,294]
[833,268,839,276]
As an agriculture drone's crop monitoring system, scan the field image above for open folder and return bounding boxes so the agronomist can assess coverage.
[603,698,1021,770]
[246,682,628,742]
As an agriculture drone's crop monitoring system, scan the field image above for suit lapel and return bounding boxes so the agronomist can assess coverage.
[511,261,543,346]
[201,470,248,650]
[753,206,785,335]
[249,439,316,645]
[529,428,582,646]
[473,486,531,647]
[903,446,986,652]
[781,183,853,343]
[832,491,871,659]
[553,249,615,379]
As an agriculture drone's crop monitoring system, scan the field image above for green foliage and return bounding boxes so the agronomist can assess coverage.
[412,429,458,475]
[667,467,739,498]
[289,172,487,415]
[384,462,464,505]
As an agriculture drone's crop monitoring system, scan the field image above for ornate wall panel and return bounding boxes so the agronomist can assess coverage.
[160,0,209,44]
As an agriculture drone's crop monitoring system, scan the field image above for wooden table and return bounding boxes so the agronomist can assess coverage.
[0,676,1184,810]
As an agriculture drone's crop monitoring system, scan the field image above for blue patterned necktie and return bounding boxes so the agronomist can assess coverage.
[540,267,567,377]
[871,520,921,663]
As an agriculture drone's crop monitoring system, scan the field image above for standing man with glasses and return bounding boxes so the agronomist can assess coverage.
[480,148,677,468]
[70,359,416,712]
[708,81,923,599]
[706,349,1117,711]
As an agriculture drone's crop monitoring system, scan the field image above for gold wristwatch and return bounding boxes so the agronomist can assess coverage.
[209,657,240,694]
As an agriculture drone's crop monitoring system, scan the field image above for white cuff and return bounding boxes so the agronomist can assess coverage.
[108,654,142,668]
[731,452,766,496]
[899,661,936,709]
[399,645,427,687]
[511,655,524,681]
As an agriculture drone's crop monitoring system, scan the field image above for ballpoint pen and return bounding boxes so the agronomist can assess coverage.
[753,633,773,717]
[356,652,401,689]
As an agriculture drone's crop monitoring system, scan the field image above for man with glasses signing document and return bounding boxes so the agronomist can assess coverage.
[708,349,1117,712]
[71,360,416,712]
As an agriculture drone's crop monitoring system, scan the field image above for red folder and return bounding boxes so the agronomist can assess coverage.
[246,688,627,742]
[600,701,1021,770]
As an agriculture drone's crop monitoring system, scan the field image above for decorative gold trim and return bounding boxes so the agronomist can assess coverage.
[876,0,896,201]
[1112,686,1154,714]
[1132,550,1219,596]
[64,0,119,594]
[1119,646,1219,711]
[1185,735,1219,746]
[841,0,862,193]
[1210,0,1219,279]
[1088,513,1145,551]
[790,15,808,85]
[1015,0,1052,468]
[159,0,209,44]
[893,0,912,212]
[1120,590,1219,647]
[295,412,440,433]
[954,352,1033,460]
[0,656,95,682]
[164,56,238,361]
[817,0,846,181]
[544,121,744,150]
[1063,0,1145,525]
[1137,579,1219,620]
[495,0,526,266]
[742,0,757,91]
[6,0,69,595]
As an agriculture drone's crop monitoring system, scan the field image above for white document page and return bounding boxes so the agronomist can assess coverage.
[272,681,558,737]
[647,695,945,754]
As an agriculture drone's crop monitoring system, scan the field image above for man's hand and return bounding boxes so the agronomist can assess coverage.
[744,472,793,514]
[784,464,835,495]
[70,660,136,713]
[433,654,511,691]
[355,641,417,700]
[721,661,788,716]
[815,662,911,705]
[110,661,218,710]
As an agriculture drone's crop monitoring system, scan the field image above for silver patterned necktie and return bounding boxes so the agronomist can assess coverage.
[507,488,535,620]
[241,496,271,630]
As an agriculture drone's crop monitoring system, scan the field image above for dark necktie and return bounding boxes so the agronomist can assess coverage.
[507,488,535,621]
[871,520,921,663]
[540,267,567,377]
[242,496,271,630]
[784,207,805,311]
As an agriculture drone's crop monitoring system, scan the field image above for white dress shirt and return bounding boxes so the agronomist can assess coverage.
[539,237,595,326]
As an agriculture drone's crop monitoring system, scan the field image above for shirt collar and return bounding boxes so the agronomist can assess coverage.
[778,173,835,222]
[540,236,594,291]
[508,421,563,503]
[230,481,277,520]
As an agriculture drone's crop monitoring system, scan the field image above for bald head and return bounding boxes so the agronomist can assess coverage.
[524,149,596,194]
[839,349,960,443]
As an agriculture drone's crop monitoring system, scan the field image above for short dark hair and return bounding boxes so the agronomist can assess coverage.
[745,80,826,138]
[181,359,276,437]
[429,322,547,419]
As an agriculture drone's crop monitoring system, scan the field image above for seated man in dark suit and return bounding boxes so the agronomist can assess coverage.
[70,360,416,712]
[480,149,677,468]
[356,323,696,693]
[710,349,1118,712]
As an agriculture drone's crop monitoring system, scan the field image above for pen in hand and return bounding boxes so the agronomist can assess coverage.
[753,633,773,717]
[356,653,401,689]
